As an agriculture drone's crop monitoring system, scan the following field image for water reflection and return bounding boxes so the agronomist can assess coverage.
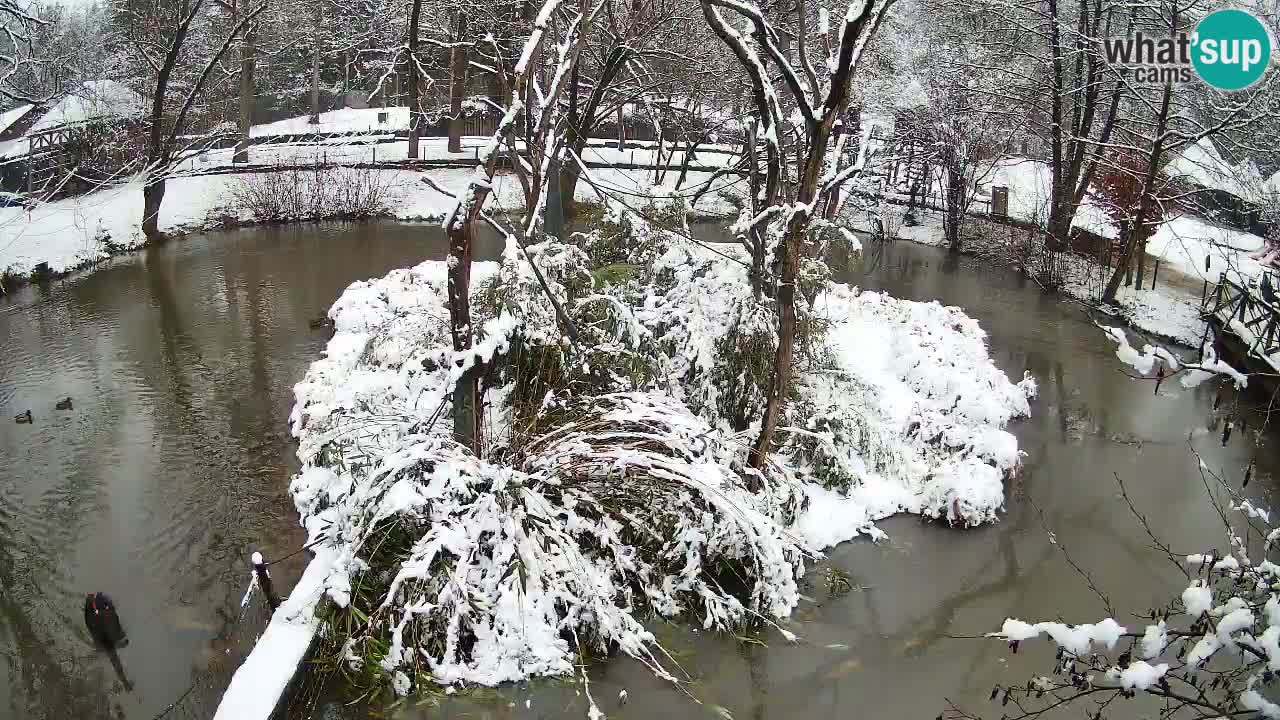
[0,221,500,719]
[344,237,1275,720]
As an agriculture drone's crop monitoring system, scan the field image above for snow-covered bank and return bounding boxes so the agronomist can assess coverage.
[987,157,1268,284]
[854,206,1213,346]
[282,206,1033,698]
[211,548,336,720]
[0,160,740,284]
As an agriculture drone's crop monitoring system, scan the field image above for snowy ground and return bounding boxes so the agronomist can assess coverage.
[848,201,1236,346]
[1146,214,1268,282]
[980,157,1268,283]
[0,154,743,282]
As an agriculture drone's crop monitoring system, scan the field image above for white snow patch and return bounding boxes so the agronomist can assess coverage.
[1183,580,1214,615]
[1117,661,1169,691]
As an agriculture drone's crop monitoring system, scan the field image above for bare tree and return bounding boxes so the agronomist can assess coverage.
[424,0,601,452]
[556,0,691,218]
[406,0,423,155]
[446,10,468,154]
[309,0,322,124]
[0,1,52,104]
[959,0,1126,265]
[697,0,895,469]
[1098,0,1278,304]
[110,0,265,240]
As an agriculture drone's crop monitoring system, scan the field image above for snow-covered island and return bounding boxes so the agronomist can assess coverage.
[279,201,1035,701]
[6,0,1280,717]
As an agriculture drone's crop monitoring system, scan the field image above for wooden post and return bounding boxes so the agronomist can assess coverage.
[617,104,625,150]
[991,186,1009,219]
[252,552,281,610]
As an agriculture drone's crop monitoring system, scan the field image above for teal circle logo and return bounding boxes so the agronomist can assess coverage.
[1192,9,1271,91]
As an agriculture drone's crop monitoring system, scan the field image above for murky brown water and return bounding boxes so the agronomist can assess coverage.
[0,221,503,719]
[358,238,1276,720]
[4,224,1274,720]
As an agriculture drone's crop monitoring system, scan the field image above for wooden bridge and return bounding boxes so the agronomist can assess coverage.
[1202,272,1280,379]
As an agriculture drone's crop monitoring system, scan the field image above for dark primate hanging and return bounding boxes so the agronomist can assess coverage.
[84,592,128,649]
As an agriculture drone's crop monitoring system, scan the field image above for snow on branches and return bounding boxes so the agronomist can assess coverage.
[971,459,1280,720]
[1099,324,1248,391]
[288,201,1037,700]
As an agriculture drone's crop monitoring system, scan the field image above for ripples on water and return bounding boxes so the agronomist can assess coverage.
[328,238,1280,720]
[4,224,1276,720]
[0,222,499,719]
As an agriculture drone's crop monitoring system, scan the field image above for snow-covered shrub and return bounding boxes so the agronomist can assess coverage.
[635,237,831,432]
[469,238,663,450]
[294,389,811,696]
[808,219,864,278]
[708,301,778,430]
[289,200,1037,700]
[637,192,691,228]
[786,286,1034,523]
[569,201,666,274]
[784,374,897,493]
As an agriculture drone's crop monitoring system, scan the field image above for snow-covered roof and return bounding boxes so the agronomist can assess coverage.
[29,80,144,134]
[0,104,33,136]
[1163,138,1261,200]
[1263,168,1280,198]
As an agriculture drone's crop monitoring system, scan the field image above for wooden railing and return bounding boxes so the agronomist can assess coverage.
[1204,272,1280,359]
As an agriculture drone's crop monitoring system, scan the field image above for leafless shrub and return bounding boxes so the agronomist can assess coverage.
[224,164,397,223]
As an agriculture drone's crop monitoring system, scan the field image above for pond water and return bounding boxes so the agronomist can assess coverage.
[375,238,1280,719]
[1,222,1274,720]
[0,221,504,719]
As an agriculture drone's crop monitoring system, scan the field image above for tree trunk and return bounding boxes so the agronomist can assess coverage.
[1135,237,1148,290]
[234,18,256,163]
[616,103,625,149]
[944,161,965,250]
[750,119,840,471]
[447,218,481,452]
[1103,80,1173,304]
[308,1,321,124]
[558,48,626,219]
[447,12,469,154]
[744,120,765,296]
[1046,196,1073,254]
[407,0,422,157]
[142,175,166,243]
[749,223,799,472]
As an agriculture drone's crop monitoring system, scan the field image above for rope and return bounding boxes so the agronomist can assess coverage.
[150,680,201,720]
[264,536,326,566]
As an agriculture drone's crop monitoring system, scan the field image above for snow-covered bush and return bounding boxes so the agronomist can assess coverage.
[289,253,813,695]
[289,203,1035,700]
[569,201,669,274]
[296,391,809,695]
